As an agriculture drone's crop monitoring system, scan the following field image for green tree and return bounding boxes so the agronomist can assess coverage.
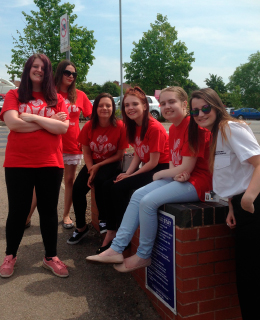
[77,82,102,100]
[228,51,260,108]
[183,79,200,97]
[204,74,226,94]
[6,0,96,83]
[123,14,195,95]
[101,81,121,97]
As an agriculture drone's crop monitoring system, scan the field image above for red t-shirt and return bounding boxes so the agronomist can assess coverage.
[0,89,69,168]
[169,116,212,201]
[59,89,92,154]
[131,117,169,164]
[78,120,129,163]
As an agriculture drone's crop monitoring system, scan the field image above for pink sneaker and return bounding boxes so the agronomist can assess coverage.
[0,255,17,278]
[43,256,69,278]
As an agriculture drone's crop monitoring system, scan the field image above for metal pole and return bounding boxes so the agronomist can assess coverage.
[66,14,70,61]
[119,0,123,107]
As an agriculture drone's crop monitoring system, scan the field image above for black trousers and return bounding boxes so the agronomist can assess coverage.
[72,161,122,228]
[102,163,169,230]
[232,192,260,320]
[5,167,63,257]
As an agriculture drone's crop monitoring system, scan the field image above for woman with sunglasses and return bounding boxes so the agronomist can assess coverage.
[66,93,128,245]
[0,53,70,278]
[25,60,93,229]
[86,86,212,271]
[189,88,260,320]
[54,60,92,228]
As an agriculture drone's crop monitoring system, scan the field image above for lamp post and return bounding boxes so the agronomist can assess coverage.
[119,0,123,108]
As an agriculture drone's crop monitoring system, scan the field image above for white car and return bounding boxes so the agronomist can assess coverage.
[114,95,161,120]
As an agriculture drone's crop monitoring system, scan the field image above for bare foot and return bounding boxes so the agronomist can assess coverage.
[101,230,116,247]
[99,248,120,257]
[63,216,73,225]
[124,254,150,269]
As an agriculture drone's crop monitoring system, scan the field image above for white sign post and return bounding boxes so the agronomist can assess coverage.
[60,13,70,59]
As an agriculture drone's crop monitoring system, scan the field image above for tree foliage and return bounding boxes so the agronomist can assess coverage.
[228,51,260,108]
[77,81,121,100]
[123,14,195,95]
[204,74,226,94]
[6,0,96,83]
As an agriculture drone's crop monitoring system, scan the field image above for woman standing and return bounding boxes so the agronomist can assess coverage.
[67,93,128,244]
[189,88,260,320]
[55,60,92,228]
[94,86,169,254]
[25,60,93,229]
[0,53,70,278]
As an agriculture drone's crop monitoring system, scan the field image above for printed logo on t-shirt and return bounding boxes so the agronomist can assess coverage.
[171,138,182,166]
[133,136,149,159]
[62,97,79,114]
[89,135,116,159]
[19,99,55,117]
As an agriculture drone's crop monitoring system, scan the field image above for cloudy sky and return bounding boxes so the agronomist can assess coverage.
[1,0,259,89]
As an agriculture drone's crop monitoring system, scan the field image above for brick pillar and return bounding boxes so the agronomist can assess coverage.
[131,202,242,320]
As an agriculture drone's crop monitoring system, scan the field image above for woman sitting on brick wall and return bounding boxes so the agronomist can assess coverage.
[92,86,169,254]
[86,86,212,272]
[188,88,260,320]
[66,93,128,245]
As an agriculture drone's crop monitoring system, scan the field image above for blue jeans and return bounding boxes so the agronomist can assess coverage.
[111,178,199,259]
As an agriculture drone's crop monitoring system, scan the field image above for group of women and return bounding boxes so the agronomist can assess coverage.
[0,53,259,320]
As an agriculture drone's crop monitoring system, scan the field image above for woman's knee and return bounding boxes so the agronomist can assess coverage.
[139,193,159,215]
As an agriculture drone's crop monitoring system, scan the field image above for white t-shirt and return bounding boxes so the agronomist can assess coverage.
[213,121,260,198]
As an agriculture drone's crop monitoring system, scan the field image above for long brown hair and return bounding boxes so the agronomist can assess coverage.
[18,53,57,108]
[121,86,150,143]
[90,93,117,129]
[54,60,77,104]
[189,88,242,172]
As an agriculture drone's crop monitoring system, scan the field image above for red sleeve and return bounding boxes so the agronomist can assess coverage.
[0,89,19,121]
[148,123,168,153]
[117,121,129,150]
[78,120,92,146]
[78,90,92,118]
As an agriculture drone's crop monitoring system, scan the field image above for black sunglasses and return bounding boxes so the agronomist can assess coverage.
[63,70,77,78]
[190,104,212,117]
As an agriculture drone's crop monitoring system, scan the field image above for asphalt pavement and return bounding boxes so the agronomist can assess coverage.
[0,124,161,320]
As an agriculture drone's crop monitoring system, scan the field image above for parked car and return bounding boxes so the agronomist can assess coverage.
[0,96,4,112]
[231,108,260,120]
[225,107,234,114]
[114,95,161,120]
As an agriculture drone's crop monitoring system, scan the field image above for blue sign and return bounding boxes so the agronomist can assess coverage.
[146,210,176,314]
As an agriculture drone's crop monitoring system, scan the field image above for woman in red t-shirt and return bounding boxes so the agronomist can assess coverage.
[91,86,169,254]
[66,93,128,245]
[0,54,70,278]
[86,87,212,272]
[25,60,93,229]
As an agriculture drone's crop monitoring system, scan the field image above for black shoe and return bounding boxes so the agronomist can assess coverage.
[99,221,107,234]
[67,226,89,245]
[96,241,112,254]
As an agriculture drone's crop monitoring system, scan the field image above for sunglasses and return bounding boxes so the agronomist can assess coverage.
[63,70,77,78]
[190,104,212,117]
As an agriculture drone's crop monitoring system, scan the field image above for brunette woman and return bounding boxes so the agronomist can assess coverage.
[67,93,128,244]
[0,54,69,278]
[93,86,169,254]
[189,88,260,320]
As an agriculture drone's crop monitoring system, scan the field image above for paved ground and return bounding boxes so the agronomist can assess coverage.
[0,123,161,320]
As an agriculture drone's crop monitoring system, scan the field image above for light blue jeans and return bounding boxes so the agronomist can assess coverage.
[111,178,199,259]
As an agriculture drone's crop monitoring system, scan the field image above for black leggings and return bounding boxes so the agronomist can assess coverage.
[102,163,169,230]
[72,161,122,228]
[5,167,63,257]
[232,192,260,320]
